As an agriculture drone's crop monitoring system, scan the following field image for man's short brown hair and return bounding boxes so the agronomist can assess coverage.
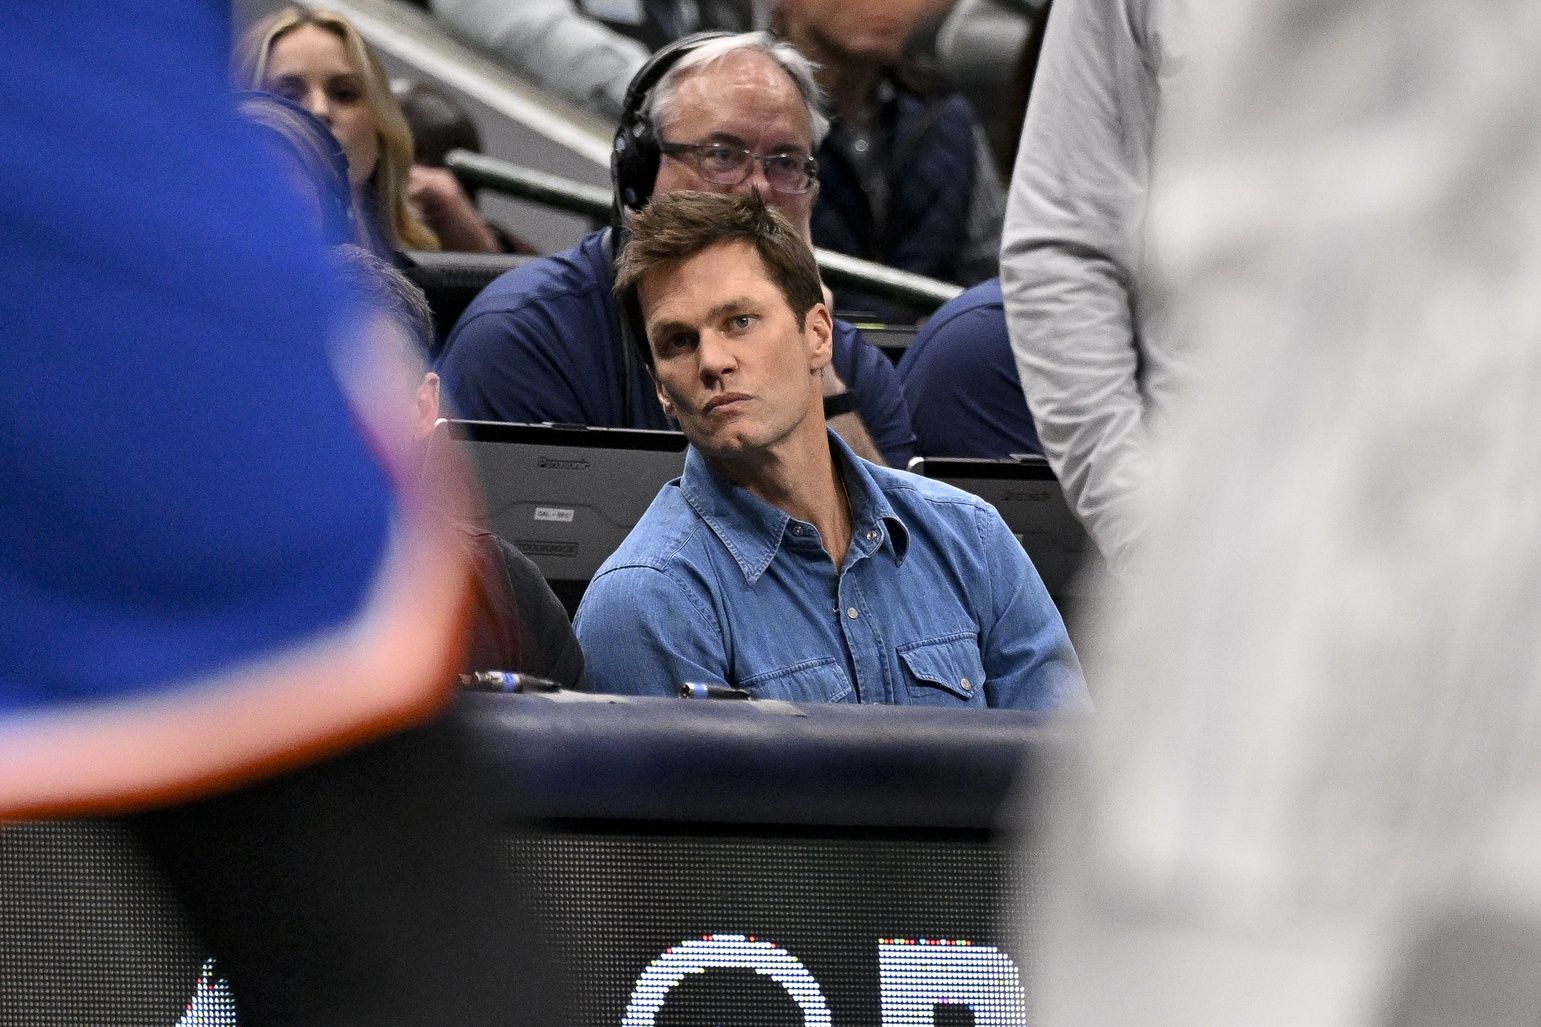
[615,191,824,368]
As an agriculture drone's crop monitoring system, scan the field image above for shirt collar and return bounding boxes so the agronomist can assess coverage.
[679,429,910,584]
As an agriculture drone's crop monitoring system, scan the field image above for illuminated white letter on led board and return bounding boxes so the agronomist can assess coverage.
[877,939,1028,1025]
[621,933,832,1026]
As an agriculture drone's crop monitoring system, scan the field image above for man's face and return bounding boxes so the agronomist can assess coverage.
[652,52,818,240]
[641,241,833,465]
[780,0,954,65]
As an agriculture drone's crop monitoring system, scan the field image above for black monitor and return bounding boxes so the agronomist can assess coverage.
[443,420,689,614]
[907,454,1104,604]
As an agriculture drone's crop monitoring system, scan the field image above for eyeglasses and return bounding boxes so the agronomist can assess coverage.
[658,140,819,195]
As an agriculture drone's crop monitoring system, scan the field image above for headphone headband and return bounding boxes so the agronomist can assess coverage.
[610,31,735,218]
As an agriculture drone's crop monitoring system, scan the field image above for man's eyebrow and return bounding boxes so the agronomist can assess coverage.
[766,139,811,155]
[645,297,757,341]
[645,316,694,343]
[700,131,809,155]
[694,132,747,149]
[705,297,757,321]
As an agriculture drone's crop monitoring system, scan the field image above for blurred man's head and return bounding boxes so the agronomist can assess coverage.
[615,191,832,467]
[391,78,481,168]
[616,33,828,240]
[776,0,955,66]
[330,244,439,439]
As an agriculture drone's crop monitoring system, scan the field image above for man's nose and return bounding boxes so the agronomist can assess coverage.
[739,158,773,200]
[697,331,737,381]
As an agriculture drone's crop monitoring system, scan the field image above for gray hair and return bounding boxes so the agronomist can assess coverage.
[645,32,830,148]
[330,243,435,366]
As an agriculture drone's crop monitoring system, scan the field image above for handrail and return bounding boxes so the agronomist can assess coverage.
[812,249,963,313]
[446,149,964,314]
[287,0,614,165]
[449,149,613,220]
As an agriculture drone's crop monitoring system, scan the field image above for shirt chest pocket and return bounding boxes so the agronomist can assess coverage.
[897,633,987,707]
[738,656,855,704]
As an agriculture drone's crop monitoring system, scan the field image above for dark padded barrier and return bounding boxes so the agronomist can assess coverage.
[1,695,1070,1026]
[462,691,1068,828]
[401,248,532,354]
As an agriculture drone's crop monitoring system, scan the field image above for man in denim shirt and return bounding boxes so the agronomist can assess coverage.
[575,192,1087,709]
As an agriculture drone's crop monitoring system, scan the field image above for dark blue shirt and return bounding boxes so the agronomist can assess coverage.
[437,229,916,467]
[898,278,1044,459]
[575,431,1087,709]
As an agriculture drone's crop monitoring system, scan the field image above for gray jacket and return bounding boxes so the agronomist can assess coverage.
[1000,0,1189,562]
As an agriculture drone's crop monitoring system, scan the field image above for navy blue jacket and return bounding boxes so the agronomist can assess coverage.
[814,76,980,320]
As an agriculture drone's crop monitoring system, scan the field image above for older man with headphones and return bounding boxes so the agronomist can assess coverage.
[436,31,915,467]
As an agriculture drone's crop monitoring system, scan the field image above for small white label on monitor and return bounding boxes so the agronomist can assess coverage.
[534,507,576,524]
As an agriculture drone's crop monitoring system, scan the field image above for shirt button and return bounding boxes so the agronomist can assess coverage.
[961,677,973,691]
[846,607,859,619]
[791,525,803,536]
[865,530,878,541]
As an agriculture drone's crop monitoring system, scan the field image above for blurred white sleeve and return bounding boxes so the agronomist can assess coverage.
[1028,0,1541,1023]
[1000,0,1170,563]
[429,0,649,119]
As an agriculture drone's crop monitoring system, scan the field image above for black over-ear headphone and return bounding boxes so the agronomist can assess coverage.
[610,31,735,222]
[609,31,734,424]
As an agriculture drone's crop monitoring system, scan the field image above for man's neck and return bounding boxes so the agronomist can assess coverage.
[711,423,853,569]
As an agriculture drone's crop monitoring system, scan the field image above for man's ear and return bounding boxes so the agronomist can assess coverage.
[650,366,676,420]
[805,302,834,373]
[412,372,441,440]
[798,180,822,247]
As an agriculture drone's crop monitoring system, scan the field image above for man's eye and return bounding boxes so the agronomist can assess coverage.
[729,314,756,332]
[699,145,742,170]
[655,331,693,355]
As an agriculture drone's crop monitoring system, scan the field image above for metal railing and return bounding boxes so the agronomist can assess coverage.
[447,149,964,314]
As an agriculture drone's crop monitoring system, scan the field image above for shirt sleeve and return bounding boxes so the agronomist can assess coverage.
[495,538,588,690]
[973,503,1091,711]
[574,565,729,697]
[999,0,1158,562]
[898,287,1045,460]
[427,0,648,119]
[832,321,917,468]
[439,306,596,425]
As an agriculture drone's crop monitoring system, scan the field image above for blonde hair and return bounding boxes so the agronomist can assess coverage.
[235,7,439,252]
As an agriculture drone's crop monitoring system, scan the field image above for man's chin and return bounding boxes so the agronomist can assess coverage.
[842,31,905,65]
[689,429,760,465]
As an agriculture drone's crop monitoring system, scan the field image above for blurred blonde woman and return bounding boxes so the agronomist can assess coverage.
[236,8,442,254]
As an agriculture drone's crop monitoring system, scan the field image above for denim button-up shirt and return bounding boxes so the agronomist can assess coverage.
[575,432,1088,710]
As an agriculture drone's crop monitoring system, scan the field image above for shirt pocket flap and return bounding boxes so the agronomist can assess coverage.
[898,633,986,703]
[739,656,854,703]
